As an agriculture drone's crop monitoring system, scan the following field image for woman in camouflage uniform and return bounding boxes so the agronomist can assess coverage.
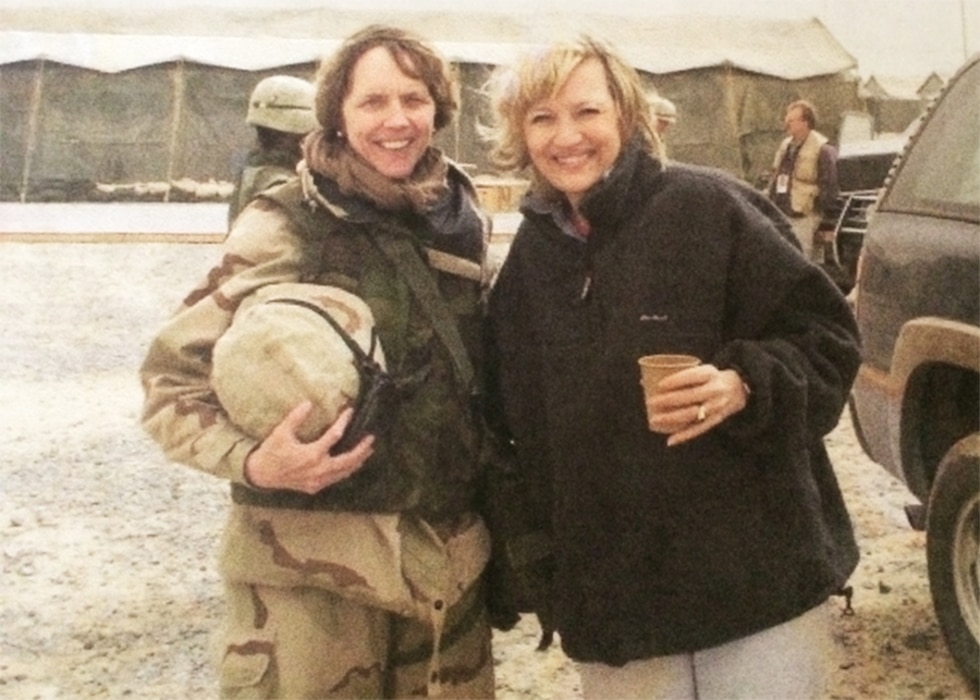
[140,25,494,699]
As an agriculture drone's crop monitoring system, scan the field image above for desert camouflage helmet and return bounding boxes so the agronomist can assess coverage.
[246,75,319,134]
[650,95,677,123]
[211,283,384,442]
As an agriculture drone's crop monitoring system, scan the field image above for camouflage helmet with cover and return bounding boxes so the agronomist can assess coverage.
[246,75,319,134]
[211,283,385,443]
[649,95,677,124]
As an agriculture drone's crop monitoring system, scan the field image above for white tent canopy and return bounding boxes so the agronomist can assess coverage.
[0,9,856,78]
[0,31,540,74]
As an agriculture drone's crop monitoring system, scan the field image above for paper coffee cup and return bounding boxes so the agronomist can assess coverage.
[638,354,700,393]
[637,355,701,430]
[638,354,700,429]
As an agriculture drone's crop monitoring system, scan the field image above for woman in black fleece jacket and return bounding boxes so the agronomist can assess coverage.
[483,36,860,699]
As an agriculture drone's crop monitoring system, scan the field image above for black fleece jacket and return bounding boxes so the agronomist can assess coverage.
[486,144,860,665]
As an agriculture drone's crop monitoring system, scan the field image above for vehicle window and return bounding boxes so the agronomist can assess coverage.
[884,59,980,223]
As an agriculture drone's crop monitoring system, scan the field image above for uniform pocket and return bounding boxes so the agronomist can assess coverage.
[218,634,275,693]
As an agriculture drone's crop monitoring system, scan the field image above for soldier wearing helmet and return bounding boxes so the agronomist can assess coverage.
[226,75,318,229]
[648,94,677,153]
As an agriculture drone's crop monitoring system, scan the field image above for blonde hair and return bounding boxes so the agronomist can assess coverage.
[484,35,662,174]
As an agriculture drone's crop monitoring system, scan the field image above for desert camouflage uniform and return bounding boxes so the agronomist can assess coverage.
[141,161,494,698]
[226,146,301,230]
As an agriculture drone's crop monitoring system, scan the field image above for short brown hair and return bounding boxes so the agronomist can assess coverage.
[787,99,817,129]
[313,25,459,141]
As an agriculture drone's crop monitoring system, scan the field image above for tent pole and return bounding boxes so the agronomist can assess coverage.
[723,64,743,179]
[20,59,45,203]
[962,0,969,63]
[164,60,186,203]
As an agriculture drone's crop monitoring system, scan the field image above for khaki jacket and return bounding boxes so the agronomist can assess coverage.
[140,168,491,622]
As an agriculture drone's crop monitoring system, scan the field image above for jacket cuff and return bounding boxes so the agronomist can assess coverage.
[228,436,262,487]
[713,342,774,446]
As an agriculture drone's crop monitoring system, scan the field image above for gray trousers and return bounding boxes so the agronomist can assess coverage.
[790,214,825,262]
[578,601,833,700]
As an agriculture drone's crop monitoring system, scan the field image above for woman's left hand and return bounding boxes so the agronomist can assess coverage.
[646,365,750,446]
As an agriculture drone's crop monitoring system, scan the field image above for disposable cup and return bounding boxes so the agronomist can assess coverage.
[638,354,700,427]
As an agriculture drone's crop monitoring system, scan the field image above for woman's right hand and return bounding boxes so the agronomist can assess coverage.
[243,402,374,494]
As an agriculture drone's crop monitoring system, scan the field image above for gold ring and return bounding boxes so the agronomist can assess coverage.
[696,404,707,422]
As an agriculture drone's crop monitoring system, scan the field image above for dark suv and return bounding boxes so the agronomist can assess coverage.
[849,53,979,686]
[823,134,909,292]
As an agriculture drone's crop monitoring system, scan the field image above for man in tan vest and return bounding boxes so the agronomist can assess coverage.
[768,100,840,261]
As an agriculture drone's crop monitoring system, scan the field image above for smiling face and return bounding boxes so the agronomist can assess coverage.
[341,46,436,179]
[523,57,622,210]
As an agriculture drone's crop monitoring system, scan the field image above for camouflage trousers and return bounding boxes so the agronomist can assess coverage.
[215,576,495,699]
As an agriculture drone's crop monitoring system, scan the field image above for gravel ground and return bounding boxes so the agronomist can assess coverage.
[0,241,975,699]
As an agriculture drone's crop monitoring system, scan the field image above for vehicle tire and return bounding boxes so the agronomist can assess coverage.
[926,433,980,688]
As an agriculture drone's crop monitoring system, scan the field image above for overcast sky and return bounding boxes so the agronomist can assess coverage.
[327,0,979,76]
[7,0,979,77]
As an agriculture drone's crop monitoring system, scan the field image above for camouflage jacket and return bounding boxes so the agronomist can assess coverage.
[140,157,492,619]
[226,146,300,229]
